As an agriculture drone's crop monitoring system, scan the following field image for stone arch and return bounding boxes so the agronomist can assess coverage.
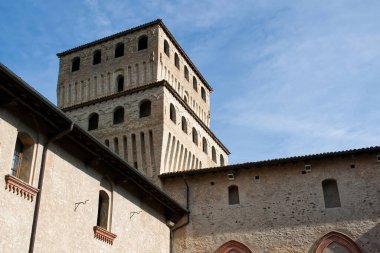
[312,231,362,253]
[214,240,252,253]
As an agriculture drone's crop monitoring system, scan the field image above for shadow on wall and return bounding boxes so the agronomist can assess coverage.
[357,223,380,251]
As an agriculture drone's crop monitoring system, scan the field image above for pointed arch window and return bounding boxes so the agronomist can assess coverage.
[138,35,148,51]
[313,231,361,253]
[97,190,109,229]
[88,113,99,130]
[193,77,198,91]
[174,53,180,69]
[115,43,124,58]
[228,185,240,205]
[181,117,187,133]
[184,66,189,81]
[139,100,151,118]
[201,87,206,102]
[170,103,176,123]
[202,137,208,154]
[212,146,216,162]
[192,128,198,145]
[113,107,124,124]
[93,50,101,65]
[164,39,170,57]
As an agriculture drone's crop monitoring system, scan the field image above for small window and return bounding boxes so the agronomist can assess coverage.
[174,53,180,69]
[181,117,187,133]
[212,146,216,162]
[11,133,34,183]
[105,139,110,147]
[192,128,198,145]
[202,137,208,154]
[97,190,110,229]
[113,107,124,124]
[116,75,124,92]
[93,50,101,65]
[228,185,239,205]
[164,39,170,57]
[193,77,198,92]
[139,100,151,118]
[184,66,189,81]
[220,155,225,166]
[170,104,176,123]
[138,35,148,51]
[201,87,206,102]
[322,179,341,208]
[88,113,99,130]
[71,57,80,72]
[115,43,124,58]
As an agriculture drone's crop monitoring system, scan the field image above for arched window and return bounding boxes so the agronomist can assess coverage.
[97,190,110,229]
[113,138,119,154]
[181,117,187,133]
[71,57,80,72]
[192,128,198,145]
[313,231,361,253]
[220,155,225,166]
[113,107,124,124]
[114,43,124,58]
[202,137,208,154]
[116,75,124,92]
[184,66,189,81]
[164,39,170,56]
[212,146,216,162]
[88,113,99,130]
[174,53,180,69]
[105,139,110,147]
[169,104,176,123]
[193,77,198,91]
[11,133,34,183]
[201,87,206,102]
[215,240,253,253]
[139,100,151,118]
[322,179,341,208]
[184,95,188,104]
[138,35,148,51]
[228,185,239,205]
[93,50,101,65]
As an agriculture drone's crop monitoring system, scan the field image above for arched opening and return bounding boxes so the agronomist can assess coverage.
[164,39,170,57]
[113,107,124,124]
[181,116,187,133]
[97,190,110,230]
[88,113,99,130]
[105,139,110,148]
[192,128,198,145]
[214,240,252,253]
[313,231,362,253]
[170,103,176,123]
[184,66,189,81]
[113,138,119,154]
[139,100,151,118]
[71,57,80,72]
[193,77,198,91]
[212,146,216,162]
[220,154,225,166]
[114,43,124,58]
[201,87,206,102]
[138,35,148,51]
[93,50,101,65]
[11,133,34,183]
[202,137,208,154]
[228,185,239,205]
[116,75,124,92]
[174,53,180,69]
[322,179,341,208]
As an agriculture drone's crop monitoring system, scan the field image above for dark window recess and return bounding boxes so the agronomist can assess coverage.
[71,57,80,72]
[220,155,225,166]
[174,53,180,69]
[322,179,341,208]
[93,50,101,65]
[117,75,124,92]
[192,128,198,145]
[181,117,187,133]
[202,137,208,154]
[228,185,240,205]
[138,35,148,51]
[113,107,124,124]
[115,43,124,58]
[350,164,356,169]
[164,40,170,56]
[139,100,151,118]
[97,190,109,229]
[193,77,198,91]
[88,113,99,130]
[170,104,176,123]
[212,146,216,162]
[201,87,206,101]
[184,66,189,81]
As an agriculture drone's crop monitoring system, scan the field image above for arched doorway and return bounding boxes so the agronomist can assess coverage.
[313,231,362,253]
[214,240,252,253]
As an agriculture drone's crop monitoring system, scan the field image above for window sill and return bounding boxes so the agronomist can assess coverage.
[93,226,117,245]
[5,174,39,201]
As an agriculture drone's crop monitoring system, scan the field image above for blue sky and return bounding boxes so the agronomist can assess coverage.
[1,1,380,164]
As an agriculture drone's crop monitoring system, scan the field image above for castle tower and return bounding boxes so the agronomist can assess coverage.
[56,19,230,183]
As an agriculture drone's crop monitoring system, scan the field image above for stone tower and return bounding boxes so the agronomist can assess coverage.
[56,19,230,183]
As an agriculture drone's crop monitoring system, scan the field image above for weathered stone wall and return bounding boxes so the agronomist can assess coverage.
[163,153,380,252]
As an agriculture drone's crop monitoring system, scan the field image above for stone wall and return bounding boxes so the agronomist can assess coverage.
[163,153,380,252]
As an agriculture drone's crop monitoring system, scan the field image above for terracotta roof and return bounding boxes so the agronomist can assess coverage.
[0,63,188,221]
[56,19,213,91]
[160,146,380,178]
[62,80,230,155]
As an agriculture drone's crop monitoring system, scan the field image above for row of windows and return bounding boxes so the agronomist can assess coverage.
[71,35,148,72]
[163,39,207,102]
[227,179,341,208]
[88,100,151,130]
[169,103,224,165]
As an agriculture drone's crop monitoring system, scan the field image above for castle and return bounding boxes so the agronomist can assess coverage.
[0,19,379,253]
